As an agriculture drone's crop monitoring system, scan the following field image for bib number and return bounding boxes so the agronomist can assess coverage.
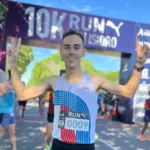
[58,111,90,131]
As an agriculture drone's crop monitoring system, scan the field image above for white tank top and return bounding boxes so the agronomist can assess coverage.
[52,73,97,144]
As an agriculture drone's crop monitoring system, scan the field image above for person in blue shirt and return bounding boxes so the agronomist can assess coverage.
[96,93,105,123]
[97,93,105,115]
[0,70,16,150]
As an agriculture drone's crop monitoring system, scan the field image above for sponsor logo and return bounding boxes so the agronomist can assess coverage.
[82,86,90,91]
[106,20,124,37]
[137,28,150,37]
[118,106,126,114]
[141,69,150,79]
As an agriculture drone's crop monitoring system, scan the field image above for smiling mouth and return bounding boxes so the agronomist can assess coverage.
[67,57,76,60]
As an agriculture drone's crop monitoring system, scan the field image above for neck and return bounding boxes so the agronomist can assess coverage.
[66,68,83,78]
[65,67,84,83]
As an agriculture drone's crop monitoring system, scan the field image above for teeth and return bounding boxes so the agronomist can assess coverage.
[68,58,75,60]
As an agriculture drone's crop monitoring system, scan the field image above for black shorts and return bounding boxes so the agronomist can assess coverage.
[47,114,54,123]
[52,139,95,150]
[144,115,150,122]
[18,101,27,107]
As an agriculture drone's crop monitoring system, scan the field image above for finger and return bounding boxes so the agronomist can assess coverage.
[144,48,150,56]
[143,44,149,51]
[7,36,11,43]
[7,46,17,56]
[8,46,16,52]
[144,50,148,57]
[16,38,21,51]
[10,37,18,45]
[141,45,146,52]
[136,36,140,48]
[7,47,15,56]
[7,47,12,56]
[7,50,12,56]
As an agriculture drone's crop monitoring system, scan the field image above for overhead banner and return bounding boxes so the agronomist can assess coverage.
[5,1,136,53]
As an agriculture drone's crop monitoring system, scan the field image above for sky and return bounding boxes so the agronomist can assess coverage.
[16,0,150,24]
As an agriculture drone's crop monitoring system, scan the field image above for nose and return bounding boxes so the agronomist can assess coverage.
[69,47,75,55]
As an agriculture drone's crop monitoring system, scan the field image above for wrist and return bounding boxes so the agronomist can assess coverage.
[134,63,144,72]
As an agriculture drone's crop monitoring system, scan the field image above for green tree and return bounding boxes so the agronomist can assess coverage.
[17,45,33,75]
[82,59,120,83]
[0,2,8,21]
[27,53,64,87]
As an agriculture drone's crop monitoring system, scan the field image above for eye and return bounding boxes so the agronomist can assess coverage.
[64,46,70,50]
[74,45,80,50]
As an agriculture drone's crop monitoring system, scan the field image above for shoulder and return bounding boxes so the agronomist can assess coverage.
[45,75,60,90]
[49,75,60,81]
[90,75,106,89]
[3,91,15,99]
[91,75,106,82]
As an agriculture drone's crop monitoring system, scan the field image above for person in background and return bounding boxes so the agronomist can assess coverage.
[18,81,27,120]
[0,70,16,150]
[138,91,150,141]
[96,93,105,123]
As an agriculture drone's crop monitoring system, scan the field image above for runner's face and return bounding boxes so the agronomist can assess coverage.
[61,35,86,69]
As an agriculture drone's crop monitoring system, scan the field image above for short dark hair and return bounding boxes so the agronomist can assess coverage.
[62,29,84,43]
[60,69,66,76]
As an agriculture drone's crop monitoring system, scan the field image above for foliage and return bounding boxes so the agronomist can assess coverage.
[17,45,33,75]
[0,2,8,21]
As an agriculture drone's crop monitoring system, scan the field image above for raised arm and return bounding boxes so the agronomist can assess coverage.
[92,37,150,98]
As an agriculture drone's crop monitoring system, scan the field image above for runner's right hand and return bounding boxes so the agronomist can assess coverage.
[7,37,21,65]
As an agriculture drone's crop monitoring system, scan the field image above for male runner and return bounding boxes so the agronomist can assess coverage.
[0,70,16,150]
[18,81,27,120]
[1,29,149,150]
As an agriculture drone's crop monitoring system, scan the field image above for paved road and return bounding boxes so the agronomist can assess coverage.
[0,101,150,150]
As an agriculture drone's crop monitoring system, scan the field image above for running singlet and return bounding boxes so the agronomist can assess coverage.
[145,98,150,115]
[52,73,97,144]
[48,93,54,114]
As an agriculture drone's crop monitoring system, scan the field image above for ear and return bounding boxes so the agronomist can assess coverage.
[82,48,87,57]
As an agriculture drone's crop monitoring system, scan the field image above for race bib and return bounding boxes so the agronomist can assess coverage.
[58,111,90,131]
